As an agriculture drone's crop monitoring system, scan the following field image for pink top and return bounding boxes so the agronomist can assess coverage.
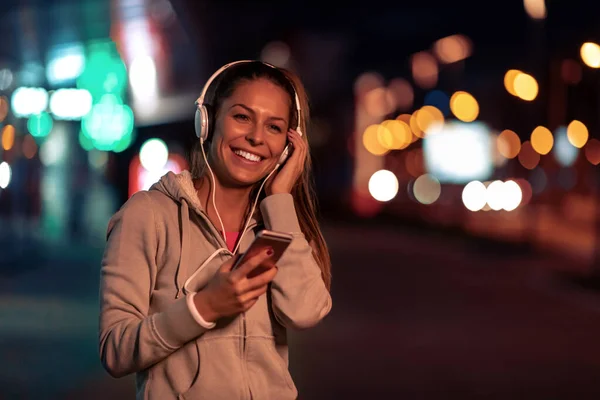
[225,232,240,252]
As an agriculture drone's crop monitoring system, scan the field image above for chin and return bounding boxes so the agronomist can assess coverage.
[223,155,275,188]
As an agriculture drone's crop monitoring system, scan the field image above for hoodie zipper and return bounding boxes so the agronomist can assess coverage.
[198,209,255,399]
[241,312,252,399]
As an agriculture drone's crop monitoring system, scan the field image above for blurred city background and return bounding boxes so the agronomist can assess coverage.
[3,0,600,398]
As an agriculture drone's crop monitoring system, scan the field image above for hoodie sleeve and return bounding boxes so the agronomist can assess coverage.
[259,193,332,330]
[99,192,210,378]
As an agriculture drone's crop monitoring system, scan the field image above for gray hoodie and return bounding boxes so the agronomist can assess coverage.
[99,170,332,399]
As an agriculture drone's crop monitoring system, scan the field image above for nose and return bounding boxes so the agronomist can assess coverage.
[245,124,265,146]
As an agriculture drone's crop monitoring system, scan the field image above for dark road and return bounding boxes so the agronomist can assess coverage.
[2,222,600,399]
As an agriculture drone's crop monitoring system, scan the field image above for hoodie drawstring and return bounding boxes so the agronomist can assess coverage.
[175,200,191,299]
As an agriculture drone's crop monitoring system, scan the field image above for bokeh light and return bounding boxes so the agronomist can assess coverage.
[530,126,553,155]
[501,180,523,211]
[450,91,479,122]
[22,134,37,159]
[0,161,12,189]
[497,129,521,159]
[354,72,384,97]
[413,174,441,205]
[260,41,291,67]
[513,72,538,101]
[363,124,390,156]
[462,180,487,212]
[409,112,425,139]
[566,120,588,148]
[364,87,395,118]
[368,169,399,202]
[411,51,438,89]
[504,69,521,96]
[433,34,472,64]
[523,0,547,20]
[485,180,505,211]
[518,141,540,169]
[380,119,411,150]
[424,90,450,116]
[387,78,414,111]
[561,59,582,84]
[27,112,54,138]
[585,139,600,165]
[581,42,600,68]
[0,96,8,122]
[415,105,444,134]
[139,138,169,172]
[554,126,579,167]
[1,124,15,151]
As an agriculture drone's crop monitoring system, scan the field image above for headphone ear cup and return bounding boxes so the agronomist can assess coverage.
[195,105,210,142]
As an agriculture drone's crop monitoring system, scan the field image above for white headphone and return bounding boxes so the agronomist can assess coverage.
[192,60,303,252]
[194,60,303,167]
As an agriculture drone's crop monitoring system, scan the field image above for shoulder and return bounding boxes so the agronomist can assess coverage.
[117,189,178,215]
[107,192,157,234]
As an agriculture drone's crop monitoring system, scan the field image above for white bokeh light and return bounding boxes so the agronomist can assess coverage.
[140,138,169,172]
[462,180,487,211]
[0,161,11,189]
[413,174,441,205]
[368,169,398,202]
[485,180,505,211]
[129,55,158,99]
[501,180,523,211]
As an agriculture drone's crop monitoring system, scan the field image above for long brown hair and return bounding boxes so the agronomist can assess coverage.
[188,61,332,291]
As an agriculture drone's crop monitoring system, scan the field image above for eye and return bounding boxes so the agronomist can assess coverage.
[234,114,250,122]
[269,124,283,133]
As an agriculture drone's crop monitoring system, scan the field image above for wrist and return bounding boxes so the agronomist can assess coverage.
[193,290,219,322]
[266,187,291,196]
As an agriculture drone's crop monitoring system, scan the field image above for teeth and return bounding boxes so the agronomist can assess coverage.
[234,149,262,162]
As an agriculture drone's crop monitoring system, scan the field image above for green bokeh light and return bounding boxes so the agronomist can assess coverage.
[81,94,134,152]
[78,130,94,151]
[76,39,127,103]
[27,112,53,138]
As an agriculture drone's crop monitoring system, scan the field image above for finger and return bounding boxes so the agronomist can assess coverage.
[230,247,273,280]
[239,283,270,304]
[289,131,307,157]
[220,255,239,273]
[287,130,304,148]
[242,297,259,311]
[285,136,305,165]
[245,265,278,290]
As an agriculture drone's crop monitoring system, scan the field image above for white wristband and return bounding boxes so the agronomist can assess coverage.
[186,292,217,329]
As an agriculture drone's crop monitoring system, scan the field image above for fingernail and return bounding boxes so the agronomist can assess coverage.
[266,247,274,256]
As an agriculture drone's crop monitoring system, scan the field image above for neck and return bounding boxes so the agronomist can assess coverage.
[194,174,253,233]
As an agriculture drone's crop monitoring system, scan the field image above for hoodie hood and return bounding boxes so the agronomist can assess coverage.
[150,170,204,214]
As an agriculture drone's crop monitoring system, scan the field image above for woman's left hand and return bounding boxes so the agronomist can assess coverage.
[266,129,307,195]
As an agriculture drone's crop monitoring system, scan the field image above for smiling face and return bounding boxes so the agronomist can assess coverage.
[207,78,292,188]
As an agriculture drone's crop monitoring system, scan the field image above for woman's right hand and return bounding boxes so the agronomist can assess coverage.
[193,247,277,322]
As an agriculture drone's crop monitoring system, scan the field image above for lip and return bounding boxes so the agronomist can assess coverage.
[229,146,266,166]
[230,146,267,159]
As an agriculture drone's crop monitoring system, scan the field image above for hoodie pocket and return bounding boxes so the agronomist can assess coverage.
[178,340,203,399]
[266,343,295,390]
[247,338,296,393]
[179,337,245,399]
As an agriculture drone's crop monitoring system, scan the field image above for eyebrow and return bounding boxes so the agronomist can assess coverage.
[230,103,287,122]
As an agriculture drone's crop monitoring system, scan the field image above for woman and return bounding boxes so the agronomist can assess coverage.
[98,60,332,400]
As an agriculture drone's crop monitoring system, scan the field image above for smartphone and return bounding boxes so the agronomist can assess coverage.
[232,230,293,277]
